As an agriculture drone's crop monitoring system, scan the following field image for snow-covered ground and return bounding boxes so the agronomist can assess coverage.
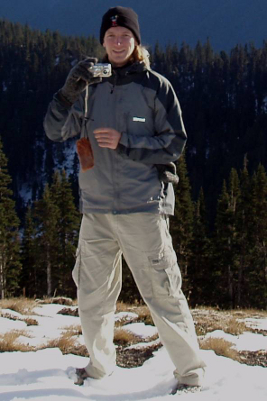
[0,303,266,401]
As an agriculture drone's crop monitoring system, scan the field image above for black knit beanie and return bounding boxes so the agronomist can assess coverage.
[100,6,141,45]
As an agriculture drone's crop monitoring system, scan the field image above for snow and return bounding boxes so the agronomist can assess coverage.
[122,322,158,338]
[205,329,267,352]
[242,317,267,331]
[0,316,27,332]
[0,304,266,401]
[61,141,76,173]
[18,183,33,205]
[115,311,139,322]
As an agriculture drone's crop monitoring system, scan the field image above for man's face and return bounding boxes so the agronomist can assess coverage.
[103,26,137,67]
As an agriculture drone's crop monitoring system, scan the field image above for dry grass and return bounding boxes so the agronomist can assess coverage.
[114,327,159,346]
[117,302,260,335]
[61,324,82,336]
[231,309,267,318]
[193,309,247,336]
[0,328,87,357]
[225,317,247,335]
[0,312,39,327]
[115,310,138,327]
[45,332,78,354]
[0,299,265,367]
[44,332,88,356]
[115,316,137,327]
[0,313,39,326]
[23,317,39,326]
[135,305,155,326]
[200,337,240,362]
[116,302,154,327]
[0,298,37,315]
[114,328,142,346]
[0,330,35,352]
[39,297,75,306]
[116,301,134,313]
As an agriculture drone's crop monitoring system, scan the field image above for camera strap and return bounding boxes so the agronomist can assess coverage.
[81,85,89,139]
[76,85,94,171]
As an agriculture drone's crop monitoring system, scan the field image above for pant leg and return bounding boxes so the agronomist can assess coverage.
[72,213,122,379]
[116,213,206,386]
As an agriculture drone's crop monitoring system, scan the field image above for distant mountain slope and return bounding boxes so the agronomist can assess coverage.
[0,0,266,51]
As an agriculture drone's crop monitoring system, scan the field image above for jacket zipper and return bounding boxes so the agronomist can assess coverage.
[110,70,118,94]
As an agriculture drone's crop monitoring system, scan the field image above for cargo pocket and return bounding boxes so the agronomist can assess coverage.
[72,245,81,288]
[148,250,181,298]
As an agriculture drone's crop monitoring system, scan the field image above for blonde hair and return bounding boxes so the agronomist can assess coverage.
[103,45,150,69]
[129,45,150,68]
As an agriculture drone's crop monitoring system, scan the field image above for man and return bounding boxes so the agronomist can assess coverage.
[44,6,206,392]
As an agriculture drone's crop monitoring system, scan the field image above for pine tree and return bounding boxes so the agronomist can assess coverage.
[22,170,80,298]
[34,183,60,297]
[50,170,80,297]
[212,180,231,306]
[69,153,80,208]
[0,138,21,298]
[188,188,211,306]
[248,165,267,308]
[213,169,241,308]
[20,205,39,297]
[235,157,253,306]
[170,155,194,296]
[227,168,241,307]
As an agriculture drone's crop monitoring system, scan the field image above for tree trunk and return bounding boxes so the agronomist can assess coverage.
[47,251,52,297]
[0,259,6,299]
[237,259,243,307]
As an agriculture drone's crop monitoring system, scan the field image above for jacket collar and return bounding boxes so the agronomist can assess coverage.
[105,61,147,85]
[113,61,147,76]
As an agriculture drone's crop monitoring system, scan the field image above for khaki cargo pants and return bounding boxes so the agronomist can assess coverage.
[72,212,206,385]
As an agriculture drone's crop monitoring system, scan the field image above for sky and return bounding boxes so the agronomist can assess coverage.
[0,303,266,401]
[0,0,267,51]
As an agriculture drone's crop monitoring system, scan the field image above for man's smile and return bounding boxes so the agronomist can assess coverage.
[112,49,125,54]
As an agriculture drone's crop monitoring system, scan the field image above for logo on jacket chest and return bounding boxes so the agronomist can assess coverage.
[133,116,146,123]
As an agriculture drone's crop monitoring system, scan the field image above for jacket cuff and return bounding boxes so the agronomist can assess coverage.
[54,90,73,109]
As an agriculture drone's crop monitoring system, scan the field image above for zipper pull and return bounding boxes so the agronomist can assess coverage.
[110,70,117,94]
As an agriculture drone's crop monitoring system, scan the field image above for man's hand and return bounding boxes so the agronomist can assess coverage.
[93,128,121,149]
[59,57,101,105]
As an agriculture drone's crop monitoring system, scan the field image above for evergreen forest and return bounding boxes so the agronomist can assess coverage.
[0,19,266,309]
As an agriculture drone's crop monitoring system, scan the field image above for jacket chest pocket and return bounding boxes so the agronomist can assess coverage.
[125,110,154,136]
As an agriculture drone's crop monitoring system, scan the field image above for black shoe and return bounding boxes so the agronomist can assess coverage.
[74,367,91,386]
[171,383,202,395]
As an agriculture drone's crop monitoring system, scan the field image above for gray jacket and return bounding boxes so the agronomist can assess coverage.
[44,61,187,215]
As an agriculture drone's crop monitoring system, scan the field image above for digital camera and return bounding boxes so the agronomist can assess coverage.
[90,63,112,77]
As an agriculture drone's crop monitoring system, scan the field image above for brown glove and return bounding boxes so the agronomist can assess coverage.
[59,58,101,105]
[76,138,94,171]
